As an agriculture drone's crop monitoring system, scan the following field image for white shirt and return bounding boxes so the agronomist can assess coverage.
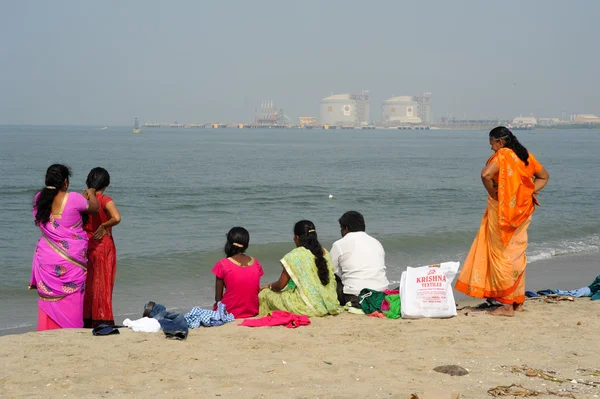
[330,231,390,296]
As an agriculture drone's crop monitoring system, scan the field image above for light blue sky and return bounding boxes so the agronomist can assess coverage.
[1,1,598,125]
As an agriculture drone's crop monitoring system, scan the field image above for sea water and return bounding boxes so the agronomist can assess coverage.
[1,125,598,333]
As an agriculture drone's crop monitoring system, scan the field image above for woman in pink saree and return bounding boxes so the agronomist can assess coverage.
[29,164,99,330]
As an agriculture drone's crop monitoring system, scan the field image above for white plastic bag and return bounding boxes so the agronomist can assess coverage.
[400,261,460,319]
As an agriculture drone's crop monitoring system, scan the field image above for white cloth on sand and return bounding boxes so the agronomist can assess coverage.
[123,317,161,333]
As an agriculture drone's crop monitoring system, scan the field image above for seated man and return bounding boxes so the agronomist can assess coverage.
[330,211,390,307]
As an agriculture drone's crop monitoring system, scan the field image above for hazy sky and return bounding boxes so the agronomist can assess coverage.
[1,1,598,125]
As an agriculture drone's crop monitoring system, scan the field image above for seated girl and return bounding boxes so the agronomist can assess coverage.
[212,227,263,318]
[259,220,340,317]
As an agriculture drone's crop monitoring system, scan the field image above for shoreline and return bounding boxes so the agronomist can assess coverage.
[2,250,598,336]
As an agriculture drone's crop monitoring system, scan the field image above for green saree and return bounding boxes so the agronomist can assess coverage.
[259,247,340,317]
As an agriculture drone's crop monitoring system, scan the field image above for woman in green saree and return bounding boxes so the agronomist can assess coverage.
[259,220,340,317]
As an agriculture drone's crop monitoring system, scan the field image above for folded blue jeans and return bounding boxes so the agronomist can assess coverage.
[147,303,188,340]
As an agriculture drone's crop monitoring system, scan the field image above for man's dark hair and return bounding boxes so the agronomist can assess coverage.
[338,211,366,232]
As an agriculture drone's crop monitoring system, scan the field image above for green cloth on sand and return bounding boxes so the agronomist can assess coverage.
[382,294,401,319]
[358,288,387,314]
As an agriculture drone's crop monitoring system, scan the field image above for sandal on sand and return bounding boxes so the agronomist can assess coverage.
[458,301,501,311]
[557,296,574,301]
[544,296,574,303]
[465,309,514,317]
[466,310,489,317]
[536,289,558,296]
[92,324,120,336]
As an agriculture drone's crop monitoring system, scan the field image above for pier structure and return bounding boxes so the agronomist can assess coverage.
[144,122,206,128]
[251,100,290,127]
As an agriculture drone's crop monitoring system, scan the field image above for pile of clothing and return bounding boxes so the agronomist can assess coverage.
[528,275,600,301]
[119,301,236,340]
[355,288,401,319]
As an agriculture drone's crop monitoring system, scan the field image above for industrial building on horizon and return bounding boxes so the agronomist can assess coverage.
[319,91,432,127]
[381,92,432,126]
[319,92,371,127]
[141,89,599,130]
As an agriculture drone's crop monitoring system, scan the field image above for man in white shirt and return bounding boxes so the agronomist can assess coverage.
[330,211,390,307]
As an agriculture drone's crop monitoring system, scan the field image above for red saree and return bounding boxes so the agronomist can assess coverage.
[83,193,117,328]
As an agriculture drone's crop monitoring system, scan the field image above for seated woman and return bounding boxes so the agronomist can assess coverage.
[212,227,263,318]
[259,220,340,317]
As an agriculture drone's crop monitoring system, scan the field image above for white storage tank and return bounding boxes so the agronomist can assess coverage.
[320,94,356,126]
[382,96,422,124]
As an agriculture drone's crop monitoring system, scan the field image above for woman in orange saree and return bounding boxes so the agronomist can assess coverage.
[455,127,549,316]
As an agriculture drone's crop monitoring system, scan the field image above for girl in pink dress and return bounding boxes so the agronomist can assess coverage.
[212,227,263,318]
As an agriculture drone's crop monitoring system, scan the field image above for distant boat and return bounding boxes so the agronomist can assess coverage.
[132,118,142,134]
[95,127,108,130]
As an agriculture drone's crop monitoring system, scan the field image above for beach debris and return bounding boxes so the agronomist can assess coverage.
[506,365,600,387]
[433,365,469,376]
[409,391,461,399]
[577,368,600,377]
[489,384,577,398]
[577,321,582,326]
[488,384,541,397]
[322,361,332,365]
[519,367,563,383]
[546,392,576,398]
[282,360,287,364]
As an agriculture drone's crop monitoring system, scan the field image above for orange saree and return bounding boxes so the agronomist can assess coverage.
[455,148,542,305]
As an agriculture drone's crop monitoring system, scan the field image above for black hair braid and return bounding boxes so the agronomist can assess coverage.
[35,164,71,226]
[489,126,529,165]
[504,132,530,166]
[294,220,329,286]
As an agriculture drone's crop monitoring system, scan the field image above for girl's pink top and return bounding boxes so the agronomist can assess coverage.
[212,257,263,318]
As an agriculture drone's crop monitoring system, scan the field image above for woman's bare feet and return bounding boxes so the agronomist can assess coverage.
[513,303,524,312]
[487,304,515,317]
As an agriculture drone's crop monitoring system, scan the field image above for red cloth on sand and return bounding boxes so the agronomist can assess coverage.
[239,311,311,328]
[367,311,386,318]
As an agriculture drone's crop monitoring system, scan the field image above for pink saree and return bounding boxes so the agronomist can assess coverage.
[30,193,89,330]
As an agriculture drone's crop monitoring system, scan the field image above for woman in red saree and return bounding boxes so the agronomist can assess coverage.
[83,168,121,328]
[455,127,549,316]
[30,164,99,330]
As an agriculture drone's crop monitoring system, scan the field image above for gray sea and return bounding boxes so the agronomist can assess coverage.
[1,125,598,333]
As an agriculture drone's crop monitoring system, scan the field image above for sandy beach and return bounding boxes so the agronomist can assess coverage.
[2,253,599,399]
[1,299,599,399]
